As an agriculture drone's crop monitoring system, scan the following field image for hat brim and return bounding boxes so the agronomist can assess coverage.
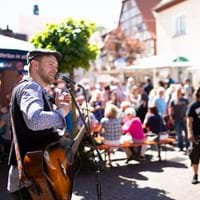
[27,49,62,64]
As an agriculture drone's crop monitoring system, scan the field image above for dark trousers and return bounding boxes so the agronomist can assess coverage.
[10,187,32,200]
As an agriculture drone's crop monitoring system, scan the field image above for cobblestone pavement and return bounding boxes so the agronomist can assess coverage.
[1,145,200,200]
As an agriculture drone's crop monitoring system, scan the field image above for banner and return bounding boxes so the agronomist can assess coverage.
[0,49,27,64]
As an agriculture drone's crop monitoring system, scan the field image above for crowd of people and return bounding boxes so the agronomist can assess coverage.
[75,76,200,185]
[0,48,200,200]
[44,71,199,167]
[73,76,193,151]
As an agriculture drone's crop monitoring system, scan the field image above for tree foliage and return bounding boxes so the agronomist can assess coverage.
[103,26,144,65]
[31,18,100,73]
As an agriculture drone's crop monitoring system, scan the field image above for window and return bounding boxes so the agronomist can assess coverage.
[137,24,143,32]
[174,15,186,36]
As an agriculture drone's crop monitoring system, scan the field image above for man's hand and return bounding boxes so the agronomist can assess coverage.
[55,91,71,116]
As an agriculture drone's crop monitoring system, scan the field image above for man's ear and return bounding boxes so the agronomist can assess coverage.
[30,60,39,72]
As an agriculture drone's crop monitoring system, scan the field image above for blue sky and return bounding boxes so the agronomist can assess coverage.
[0,0,122,31]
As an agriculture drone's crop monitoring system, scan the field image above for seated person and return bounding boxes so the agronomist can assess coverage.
[76,94,100,134]
[100,104,132,164]
[143,105,167,141]
[121,107,147,158]
[89,90,104,122]
[100,104,121,146]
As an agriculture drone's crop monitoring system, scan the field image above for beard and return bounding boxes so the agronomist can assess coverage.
[40,72,56,85]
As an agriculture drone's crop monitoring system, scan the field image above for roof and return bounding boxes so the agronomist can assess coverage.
[119,0,160,37]
[154,0,187,12]
[135,0,160,35]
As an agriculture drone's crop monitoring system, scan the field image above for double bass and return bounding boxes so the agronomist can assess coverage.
[23,123,87,200]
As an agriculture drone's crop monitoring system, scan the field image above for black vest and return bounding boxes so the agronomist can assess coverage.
[8,81,60,166]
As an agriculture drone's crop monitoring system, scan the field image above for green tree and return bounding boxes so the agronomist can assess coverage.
[31,18,99,137]
[31,18,99,75]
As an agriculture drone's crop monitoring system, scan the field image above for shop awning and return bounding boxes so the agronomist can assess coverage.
[173,56,189,62]
[0,34,33,63]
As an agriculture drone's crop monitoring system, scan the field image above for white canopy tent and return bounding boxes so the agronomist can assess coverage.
[124,55,192,71]
[123,55,194,85]
[0,34,33,50]
[0,35,34,106]
[0,34,34,65]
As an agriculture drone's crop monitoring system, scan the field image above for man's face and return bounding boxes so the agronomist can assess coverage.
[37,55,58,85]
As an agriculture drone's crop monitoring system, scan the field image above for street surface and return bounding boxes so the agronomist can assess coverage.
[1,145,200,200]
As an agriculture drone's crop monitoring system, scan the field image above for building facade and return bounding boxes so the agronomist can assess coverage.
[97,0,161,84]
[154,0,200,87]
[119,0,160,57]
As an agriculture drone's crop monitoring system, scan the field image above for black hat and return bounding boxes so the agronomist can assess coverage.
[27,49,62,64]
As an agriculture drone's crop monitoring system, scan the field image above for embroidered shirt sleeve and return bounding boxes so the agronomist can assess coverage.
[16,81,65,130]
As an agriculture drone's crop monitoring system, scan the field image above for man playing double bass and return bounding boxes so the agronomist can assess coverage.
[7,49,71,199]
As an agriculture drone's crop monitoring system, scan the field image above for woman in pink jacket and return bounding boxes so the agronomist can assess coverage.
[122,107,147,159]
